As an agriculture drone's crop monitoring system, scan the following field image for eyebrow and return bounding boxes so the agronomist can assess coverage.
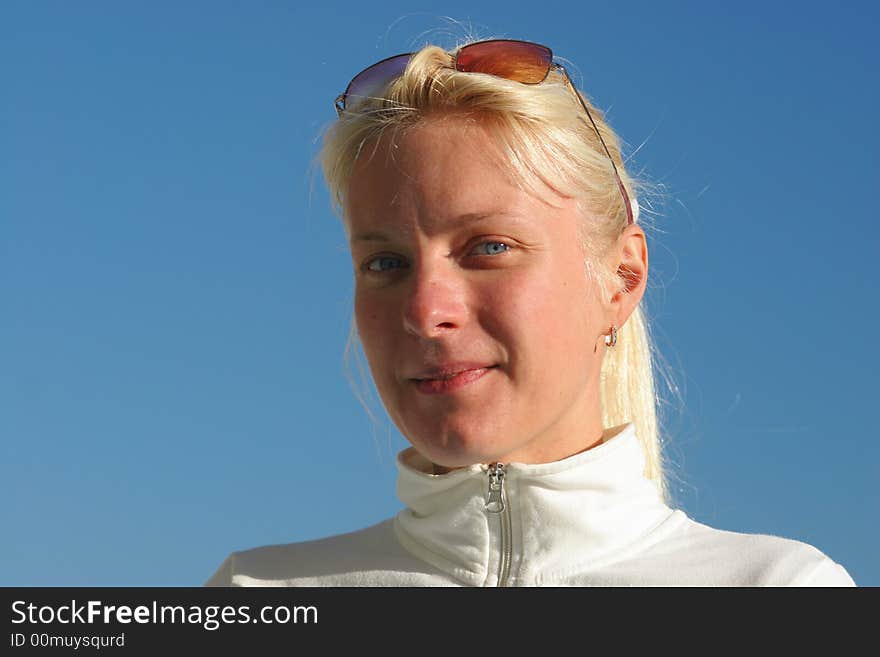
[351,212,518,243]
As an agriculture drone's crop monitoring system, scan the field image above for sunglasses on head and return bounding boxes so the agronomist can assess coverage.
[334,38,634,225]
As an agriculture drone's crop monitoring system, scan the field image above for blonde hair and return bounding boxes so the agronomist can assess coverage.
[320,42,671,501]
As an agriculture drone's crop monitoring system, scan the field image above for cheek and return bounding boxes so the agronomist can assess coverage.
[353,293,394,366]
[482,264,597,368]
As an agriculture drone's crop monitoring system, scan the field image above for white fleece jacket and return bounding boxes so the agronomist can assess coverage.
[205,423,855,587]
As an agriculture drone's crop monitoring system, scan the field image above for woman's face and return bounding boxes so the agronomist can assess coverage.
[346,119,630,469]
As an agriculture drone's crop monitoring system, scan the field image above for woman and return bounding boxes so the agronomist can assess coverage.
[206,39,854,586]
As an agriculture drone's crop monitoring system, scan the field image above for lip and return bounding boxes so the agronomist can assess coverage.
[411,365,496,395]
[410,362,497,380]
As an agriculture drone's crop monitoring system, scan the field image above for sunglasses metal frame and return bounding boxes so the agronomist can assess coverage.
[334,39,633,225]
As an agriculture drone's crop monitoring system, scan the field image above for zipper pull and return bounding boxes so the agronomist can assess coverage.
[485,463,505,513]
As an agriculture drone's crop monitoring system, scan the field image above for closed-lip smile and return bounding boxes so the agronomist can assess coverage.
[410,364,497,395]
[410,362,497,381]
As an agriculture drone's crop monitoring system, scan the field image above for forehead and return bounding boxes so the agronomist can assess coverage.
[345,118,565,228]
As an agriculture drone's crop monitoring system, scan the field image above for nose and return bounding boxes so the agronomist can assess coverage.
[402,261,469,338]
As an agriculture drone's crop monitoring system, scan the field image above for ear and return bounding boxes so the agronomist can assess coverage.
[607,224,648,328]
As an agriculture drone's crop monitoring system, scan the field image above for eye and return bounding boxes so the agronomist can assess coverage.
[471,240,511,256]
[363,255,407,273]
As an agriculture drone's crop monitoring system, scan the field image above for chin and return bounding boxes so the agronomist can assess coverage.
[408,422,513,469]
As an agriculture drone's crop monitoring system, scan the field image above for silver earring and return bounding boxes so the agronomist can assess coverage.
[604,325,618,348]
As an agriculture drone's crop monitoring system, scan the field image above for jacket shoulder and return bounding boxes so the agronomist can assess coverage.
[627,512,855,586]
[204,518,451,587]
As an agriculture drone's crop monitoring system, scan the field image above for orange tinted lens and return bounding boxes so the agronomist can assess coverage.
[455,40,552,83]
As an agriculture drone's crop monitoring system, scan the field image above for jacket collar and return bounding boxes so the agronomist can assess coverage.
[393,422,674,586]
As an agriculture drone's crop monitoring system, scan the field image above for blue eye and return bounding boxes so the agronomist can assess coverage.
[474,241,511,256]
[363,241,510,275]
[365,255,406,273]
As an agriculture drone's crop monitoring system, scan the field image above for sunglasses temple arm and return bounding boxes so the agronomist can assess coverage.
[558,67,634,225]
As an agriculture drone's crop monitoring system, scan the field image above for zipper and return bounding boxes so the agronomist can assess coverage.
[485,463,512,587]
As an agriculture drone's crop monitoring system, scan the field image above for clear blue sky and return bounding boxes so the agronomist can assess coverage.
[2,1,877,586]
